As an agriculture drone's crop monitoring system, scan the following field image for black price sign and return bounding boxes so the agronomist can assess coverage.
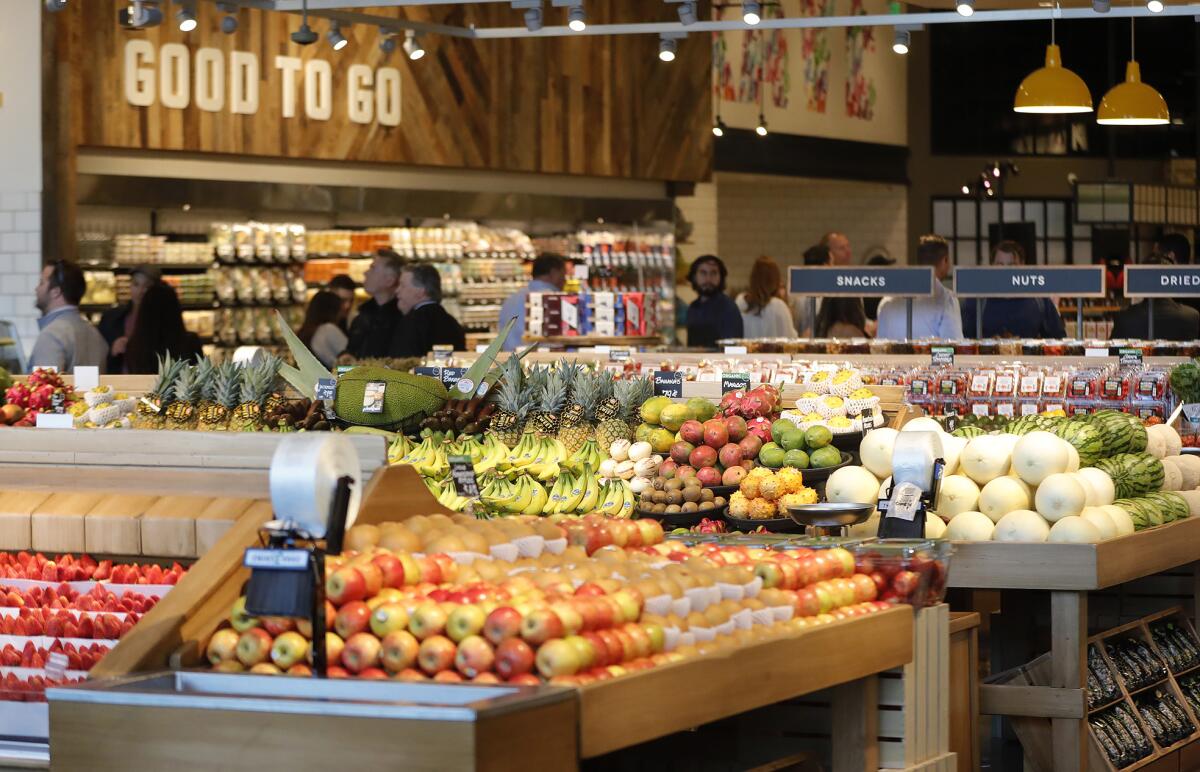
[314,378,336,401]
[861,410,877,431]
[414,366,441,379]
[431,345,453,361]
[243,548,314,619]
[440,367,467,387]
[721,372,751,394]
[1118,348,1144,366]
[51,391,66,414]
[653,370,684,398]
[931,346,955,367]
[448,455,480,498]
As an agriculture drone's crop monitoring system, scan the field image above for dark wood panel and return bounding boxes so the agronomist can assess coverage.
[61,1,712,183]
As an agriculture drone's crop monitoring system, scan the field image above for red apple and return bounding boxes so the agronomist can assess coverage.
[417,634,457,675]
[483,606,523,645]
[507,673,542,686]
[342,632,382,673]
[454,635,495,678]
[370,552,407,589]
[434,670,463,683]
[472,672,501,684]
[236,628,273,667]
[409,602,448,640]
[206,628,240,665]
[334,601,372,640]
[851,573,879,603]
[310,631,345,667]
[249,662,282,676]
[521,609,565,645]
[494,638,536,679]
[326,567,367,605]
[380,630,420,673]
[417,556,443,585]
[286,664,313,677]
[394,668,427,682]
[574,582,607,598]
[794,587,821,617]
[261,616,295,637]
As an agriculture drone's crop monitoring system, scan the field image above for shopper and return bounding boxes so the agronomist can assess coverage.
[345,250,404,360]
[876,235,963,340]
[736,257,797,338]
[1111,253,1200,341]
[123,283,204,374]
[862,252,896,322]
[298,290,349,369]
[389,263,466,357]
[816,298,869,338]
[499,254,566,351]
[821,231,854,266]
[99,265,159,373]
[960,241,1066,338]
[30,260,108,372]
[685,255,743,349]
[327,274,358,333]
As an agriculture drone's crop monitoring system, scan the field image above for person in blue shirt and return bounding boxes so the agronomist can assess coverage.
[960,241,1066,339]
[876,235,963,340]
[686,255,743,348]
[499,254,567,351]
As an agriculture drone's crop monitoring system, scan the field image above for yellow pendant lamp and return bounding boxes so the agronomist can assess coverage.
[1097,17,1169,125]
[1014,43,1093,113]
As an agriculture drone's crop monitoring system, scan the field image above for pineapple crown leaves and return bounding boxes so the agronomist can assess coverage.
[490,355,525,405]
[274,309,332,399]
[238,355,280,406]
[170,364,201,403]
[537,368,568,416]
[195,358,218,402]
[494,363,530,420]
[573,371,606,422]
[151,354,186,399]
[556,360,585,395]
[214,362,242,409]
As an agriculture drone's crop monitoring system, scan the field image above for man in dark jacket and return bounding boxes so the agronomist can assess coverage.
[685,255,743,349]
[389,263,466,357]
[346,250,404,359]
[1111,253,1200,341]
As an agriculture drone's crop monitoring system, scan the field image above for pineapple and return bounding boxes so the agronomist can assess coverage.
[557,370,605,454]
[192,358,218,426]
[230,356,280,432]
[626,376,653,433]
[164,365,201,430]
[530,368,567,437]
[556,361,586,426]
[595,377,648,451]
[198,362,240,431]
[133,354,185,429]
[491,358,529,448]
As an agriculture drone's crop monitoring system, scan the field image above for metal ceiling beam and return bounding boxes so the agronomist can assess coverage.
[214,0,475,36]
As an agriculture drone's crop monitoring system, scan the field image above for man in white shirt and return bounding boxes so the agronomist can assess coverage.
[876,235,963,340]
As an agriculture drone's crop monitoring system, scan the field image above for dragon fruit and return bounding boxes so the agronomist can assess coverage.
[720,390,745,416]
[5,382,30,407]
[747,417,773,443]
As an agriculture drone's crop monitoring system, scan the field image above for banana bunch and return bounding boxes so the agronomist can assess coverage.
[434,479,472,512]
[446,435,486,465]
[471,434,509,477]
[558,439,606,477]
[593,477,635,518]
[400,435,448,478]
[500,432,567,483]
[480,475,549,516]
[386,434,413,465]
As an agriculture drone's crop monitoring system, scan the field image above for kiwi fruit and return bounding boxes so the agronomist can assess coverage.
[667,490,684,506]
[684,477,702,488]
[665,479,684,492]
[665,504,682,514]
[682,486,702,504]
[700,488,715,502]
[699,501,715,511]
[713,496,727,507]
[681,501,699,513]
[653,477,666,491]
[653,503,667,514]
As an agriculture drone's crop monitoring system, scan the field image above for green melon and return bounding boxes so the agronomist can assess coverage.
[952,426,985,439]
[1055,422,1105,468]
[1096,452,1165,499]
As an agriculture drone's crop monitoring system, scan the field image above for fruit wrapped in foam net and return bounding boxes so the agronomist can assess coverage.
[83,386,113,408]
[795,393,823,414]
[801,370,833,395]
[816,396,848,419]
[827,416,858,435]
[828,369,864,398]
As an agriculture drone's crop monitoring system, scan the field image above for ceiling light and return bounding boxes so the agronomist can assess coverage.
[568,5,586,32]
[956,0,974,16]
[892,28,910,55]
[1098,19,1169,125]
[380,27,396,53]
[1146,0,1164,11]
[176,2,197,32]
[1014,44,1093,114]
[961,184,971,195]
[328,21,348,51]
[756,115,768,136]
[44,0,67,12]
[743,1,762,24]
[1093,0,1110,11]
[403,30,425,60]
[712,119,726,137]
[658,36,678,62]
[291,0,317,45]
[217,1,237,32]
[678,1,697,25]
[524,8,543,31]
[119,1,163,28]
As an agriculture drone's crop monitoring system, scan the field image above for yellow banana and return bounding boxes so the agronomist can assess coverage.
[577,470,600,513]
[560,470,585,513]
[522,478,548,516]
[616,480,635,519]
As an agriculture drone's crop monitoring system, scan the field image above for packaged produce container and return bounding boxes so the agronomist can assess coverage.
[850,539,953,608]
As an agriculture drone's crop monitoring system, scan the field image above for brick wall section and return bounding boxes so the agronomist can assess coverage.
[0,191,43,356]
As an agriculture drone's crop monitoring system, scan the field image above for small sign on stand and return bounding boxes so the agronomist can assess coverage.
[930,346,955,367]
[653,370,684,398]
[721,372,751,394]
[448,455,480,498]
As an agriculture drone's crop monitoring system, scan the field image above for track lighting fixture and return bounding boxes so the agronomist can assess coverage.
[217,2,237,33]
[291,0,318,45]
[404,29,425,60]
[524,7,543,31]
[712,119,727,137]
[678,1,698,25]
[380,27,396,53]
[659,35,678,62]
[743,1,762,25]
[1092,0,1110,12]
[176,1,197,32]
[44,0,67,12]
[956,0,974,16]
[328,21,348,51]
[892,28,910,55]
[568,5,586,32]
[756,114,768,136]
[1146,0,1163,11]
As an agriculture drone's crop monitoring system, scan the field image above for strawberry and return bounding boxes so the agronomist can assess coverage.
[145,564,164,584]
[92,560,112,581]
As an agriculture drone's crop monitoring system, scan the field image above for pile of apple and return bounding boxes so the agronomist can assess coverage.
[0,552,186,585]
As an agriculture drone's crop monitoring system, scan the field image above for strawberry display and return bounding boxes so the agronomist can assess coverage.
[0,640,110,675]
[0,583,161,615]
[0,608,137,639]
[0,672,85,703]
[0,552,185,585]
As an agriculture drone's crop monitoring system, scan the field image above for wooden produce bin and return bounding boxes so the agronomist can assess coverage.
[948,518,1200,772]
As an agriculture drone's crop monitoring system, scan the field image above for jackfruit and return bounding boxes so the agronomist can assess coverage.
[334,366,448,431]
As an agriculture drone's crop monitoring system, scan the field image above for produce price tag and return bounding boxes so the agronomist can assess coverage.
[972,403,990,417]
[50,391,66,414]
[45,652,67,682]
[721,372,751,394]
[996,403,1015,418]
[1182,404,1200,423]
[448,455,480,498]
[1085,347,1111,358]
[314,378,336,401]
[414,366,442,379]
[431,345,453,362]
[970,375,991,393]
[35,412,72,429]
[1020,403,1039,416]
[653,370,684,398]
[244,549,309,570]
[1119,348,1144,365]
[73,366,99,391]
[609,347,632,362]
[724,345,748,355]
[861,411,877,430]
[335,365,355,376]
[440,367,467,389]
[930,346,955,366]
[361,381,386,414]
[887,482,923,521]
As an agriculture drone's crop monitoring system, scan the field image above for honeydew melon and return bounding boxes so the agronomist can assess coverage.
[1100,504,1136,536]
[1145,430,1168,460]
[946,510,996,541]
[925,515,947,538]
[1035,473,1088,522]
[1075,468,1116,506]
[959,435,1012,486]
[1072,473,1098,507]
[1048,516,1102,544]
[1148,424,1183,458]
[826,466,881,505]
[1080,506,1118,540]
[859,428,899,479]
[1161,458,1184,492]
[1064,442,1081,473]
[993,509,1051,542]
[878,475,893,500]
[941,435,968,476]
[937,475,981,518]
[978,476,1032,523]
[993,433,1021,458]
[1178,490,1200,517]
[1172,454,1200,490]
[902,417,945,434]
[1012,431,1070,486]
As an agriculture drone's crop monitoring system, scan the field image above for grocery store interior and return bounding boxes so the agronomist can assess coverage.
[2,0,1200,770]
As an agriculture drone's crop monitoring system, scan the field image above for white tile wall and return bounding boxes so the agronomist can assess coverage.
[676,181,719,269]
[0,190,43,355]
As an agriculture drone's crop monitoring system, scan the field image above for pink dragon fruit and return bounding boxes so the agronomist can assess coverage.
[747,416,773,442]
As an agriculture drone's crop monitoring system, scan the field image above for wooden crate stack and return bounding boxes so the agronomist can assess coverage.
[733,604,956,772]
[0,489,268,559]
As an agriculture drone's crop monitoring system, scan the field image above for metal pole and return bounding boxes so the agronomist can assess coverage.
[1076,298,1083,339]
[976,299,984,339]
[1148,298,1155,339]
[906,298,914,341]
[809,297,817,339]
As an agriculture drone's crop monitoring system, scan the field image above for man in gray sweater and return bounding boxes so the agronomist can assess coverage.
[30,260,107,373]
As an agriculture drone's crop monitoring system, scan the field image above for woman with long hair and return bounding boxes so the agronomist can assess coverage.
[736,256,797,339]
[815,297,869,338]
[299,290,349,367]
[123,283,204,374]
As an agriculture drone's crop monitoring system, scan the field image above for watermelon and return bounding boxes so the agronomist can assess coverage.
[1091,413,1145,456]
[1095,452,1165,499]
[1144,491,1189,522]
[952,426,985,439]
[1008,417,1039,436]
[1055,422,1105,468]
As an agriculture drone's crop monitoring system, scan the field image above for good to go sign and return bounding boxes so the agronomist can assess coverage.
[123,40,402,126]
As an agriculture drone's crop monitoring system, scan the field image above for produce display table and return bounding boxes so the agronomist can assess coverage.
[947,518,1200,772]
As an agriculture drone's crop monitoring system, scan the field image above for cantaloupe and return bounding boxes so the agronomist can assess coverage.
[1035,473,1087,522]
[1048,516,1102,543]
[1145,430,1168,460]
[960,435,1012,486]
[1178,490,1200,517]
[1075,468,1116,506]
[1080,506,1118,539]
[1012,431,1070,486]
[1172,455,1200,490]
[826,466,881,505]
[859,428,899,479]
[1161,458,1184,492]
[1100,504,1136,536]
[979,476,1032,523]
[1148,425,1182,458]
[993,509,1050,542]
[946,510,995,541]
[937,475,980,518]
